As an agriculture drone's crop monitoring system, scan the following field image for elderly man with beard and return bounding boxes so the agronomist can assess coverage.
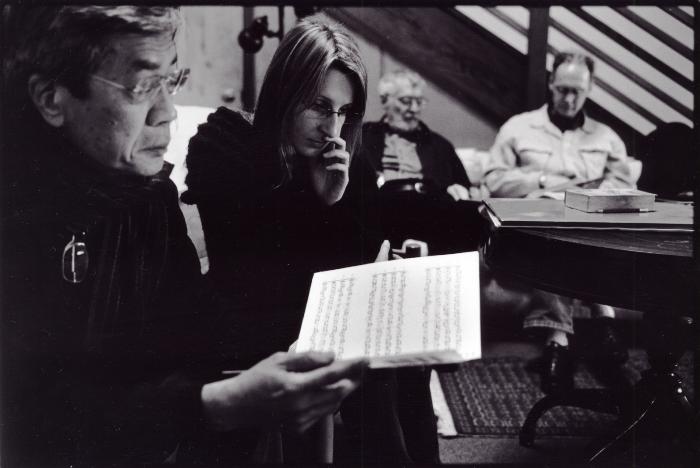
[358,69,481,255]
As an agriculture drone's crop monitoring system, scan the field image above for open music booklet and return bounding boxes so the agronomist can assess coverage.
[295,251,481,369]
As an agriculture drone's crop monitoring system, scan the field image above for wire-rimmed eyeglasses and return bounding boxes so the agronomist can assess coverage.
[90,68,190,103]
[305,101,363,125]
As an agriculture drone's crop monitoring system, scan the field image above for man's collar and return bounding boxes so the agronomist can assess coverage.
[532,104,593,135]
[380,116,428,136]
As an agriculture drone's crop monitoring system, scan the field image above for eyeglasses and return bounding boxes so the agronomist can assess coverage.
[397,96,427,106]
[91,68,190,103]
[305,101,363,124]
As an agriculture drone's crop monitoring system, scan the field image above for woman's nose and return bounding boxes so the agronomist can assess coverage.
[320,113,342,137]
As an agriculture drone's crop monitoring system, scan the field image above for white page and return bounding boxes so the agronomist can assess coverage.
[296,251,481,368]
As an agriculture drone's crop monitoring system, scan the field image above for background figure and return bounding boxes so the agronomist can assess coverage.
[483,51,634,393]
[636,122,695,201]
[183,19,438,463]
[358,69,482,255]
[1,7,363,465]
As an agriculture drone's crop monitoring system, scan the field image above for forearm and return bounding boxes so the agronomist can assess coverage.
[601,160,635,189]
[484,168,541,198]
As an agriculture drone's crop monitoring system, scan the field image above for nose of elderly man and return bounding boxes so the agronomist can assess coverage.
[146,85,178,128]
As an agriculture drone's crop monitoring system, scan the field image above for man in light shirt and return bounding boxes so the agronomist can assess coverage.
[484,51,634,393]
[485,51,634,198]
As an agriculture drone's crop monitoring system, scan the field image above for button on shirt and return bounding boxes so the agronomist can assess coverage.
[484,104,634,197]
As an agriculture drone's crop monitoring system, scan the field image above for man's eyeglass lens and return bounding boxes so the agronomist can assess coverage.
[398,96,425,106]
[92,68,190,102]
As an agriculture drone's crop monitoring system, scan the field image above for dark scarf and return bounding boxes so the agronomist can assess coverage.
[548,106,585,133]
[4,127,201,365]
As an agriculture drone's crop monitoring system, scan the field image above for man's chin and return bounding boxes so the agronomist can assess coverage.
[127,159,165,177]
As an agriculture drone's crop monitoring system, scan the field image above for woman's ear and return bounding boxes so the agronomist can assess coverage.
[27,74,68,128]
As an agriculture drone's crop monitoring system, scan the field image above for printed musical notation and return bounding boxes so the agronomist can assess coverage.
[296,251,481,368]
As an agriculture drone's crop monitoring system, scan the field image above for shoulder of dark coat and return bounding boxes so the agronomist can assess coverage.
[183,107,279,204]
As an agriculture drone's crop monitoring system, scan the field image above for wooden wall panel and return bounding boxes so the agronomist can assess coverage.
[175,6,244,109]
[325,7,527,124]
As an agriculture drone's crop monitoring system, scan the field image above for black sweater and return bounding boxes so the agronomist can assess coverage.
[184,107,383,355]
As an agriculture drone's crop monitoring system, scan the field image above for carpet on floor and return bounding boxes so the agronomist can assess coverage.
[438,349,694,437]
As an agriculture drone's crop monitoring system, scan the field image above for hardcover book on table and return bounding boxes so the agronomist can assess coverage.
[483,198,692,231]
[564,188,656,213]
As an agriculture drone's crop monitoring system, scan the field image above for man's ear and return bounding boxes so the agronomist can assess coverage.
[27,74,69,128]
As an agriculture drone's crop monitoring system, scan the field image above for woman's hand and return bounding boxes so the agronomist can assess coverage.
[309,136,350,206]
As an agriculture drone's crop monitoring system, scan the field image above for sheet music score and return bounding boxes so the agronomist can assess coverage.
[296,251,481,368]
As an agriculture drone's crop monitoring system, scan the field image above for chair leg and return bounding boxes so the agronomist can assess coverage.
[519,394,558,447]
[520,389,620,447]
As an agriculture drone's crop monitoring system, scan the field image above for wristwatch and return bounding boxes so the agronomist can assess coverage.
[538,173,547,189]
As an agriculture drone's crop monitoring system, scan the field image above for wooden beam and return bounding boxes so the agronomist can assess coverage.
[526,7,550,111]
[569,7,693,93]
[617,7,693,61]
[550,15,692,121]
[325,7,526,124]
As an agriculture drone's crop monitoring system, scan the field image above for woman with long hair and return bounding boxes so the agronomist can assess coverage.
[184,18,438,463]
[184,18,376,358]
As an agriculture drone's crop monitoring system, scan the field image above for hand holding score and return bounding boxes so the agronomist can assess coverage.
[310,136,350,206]
[201,351,365,435]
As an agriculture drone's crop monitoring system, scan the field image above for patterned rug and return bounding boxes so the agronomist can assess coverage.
[438,350,694,437]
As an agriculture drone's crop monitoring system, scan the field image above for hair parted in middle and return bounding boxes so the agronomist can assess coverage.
[253,18,367,174]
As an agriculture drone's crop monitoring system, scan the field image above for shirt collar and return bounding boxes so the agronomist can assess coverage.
[532,104,594,135]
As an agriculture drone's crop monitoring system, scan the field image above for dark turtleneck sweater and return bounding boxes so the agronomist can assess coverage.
[548,106,585,133]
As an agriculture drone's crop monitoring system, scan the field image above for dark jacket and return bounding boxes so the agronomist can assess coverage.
[359,120,470,190]
[1,124,257,465]
[184,107,383,354]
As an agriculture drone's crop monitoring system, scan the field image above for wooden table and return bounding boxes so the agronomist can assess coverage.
[482,227,694,315]
[481,218,697,458]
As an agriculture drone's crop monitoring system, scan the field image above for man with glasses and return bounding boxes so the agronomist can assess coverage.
[359,69,480,255]
[485,51,634,197]
[483,51,635,393]
[2,6,364,465]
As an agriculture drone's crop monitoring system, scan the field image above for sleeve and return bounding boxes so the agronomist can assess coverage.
[599,128,635,189]
[340,153,386,262]
[444,138,471,188]
[184,113,303,359]
[483,118,541,197]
